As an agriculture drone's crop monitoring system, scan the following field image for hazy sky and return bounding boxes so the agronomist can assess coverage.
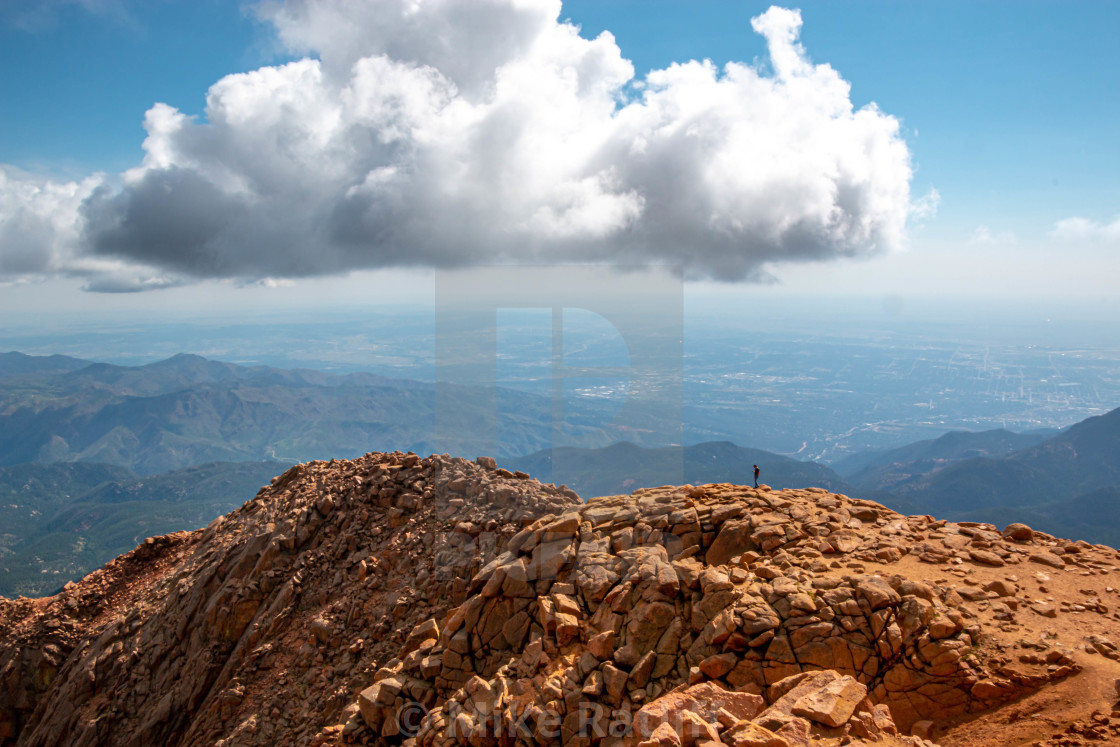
[1,0,1118,316]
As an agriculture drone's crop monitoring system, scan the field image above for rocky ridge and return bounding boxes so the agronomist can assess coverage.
[0,452,578,746]
[3,453,1120,747]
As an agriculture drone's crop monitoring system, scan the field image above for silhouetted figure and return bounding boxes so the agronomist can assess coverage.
[753,464,760,488]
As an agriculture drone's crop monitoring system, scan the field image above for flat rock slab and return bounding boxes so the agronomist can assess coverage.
[790,675,868,728]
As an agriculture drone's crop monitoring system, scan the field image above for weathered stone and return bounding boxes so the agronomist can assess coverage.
[588,630,616,660]
[969,549,1005,567]
[774,718,811,747]
[1032,601,1058,618]
[634,682,764,738]
[642,721,683,747]
[628,601,677,654]
[358,684,385,728]
[790,675,867,728]
[575,562,619,603]
[583,669,604,696]
[401,618,440,655]
[699,652,737,679]
[602,663,628,706]
[673,558,704,590]
[1003,523,1034,542]
[1030,552,1066,569]
[680,710,720,746]
[854,576,901,610]
[529,539,575,581]
[723,721,791,747]
[707,520,756,566]
[554,611,581,645]
[632,650,657,688]
[983,579,1017,597]
[699,567,734,593]
[541,513,581,541]
[910,720,936,740]
[501,609,532,648]
[971,679,1007,700]
[501,557,535,598]
[760,670,840,725]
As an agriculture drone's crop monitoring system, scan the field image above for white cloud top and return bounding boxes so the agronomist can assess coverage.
[1,2,922,291]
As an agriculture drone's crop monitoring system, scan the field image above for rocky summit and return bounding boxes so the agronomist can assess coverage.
[3,453,1120,747]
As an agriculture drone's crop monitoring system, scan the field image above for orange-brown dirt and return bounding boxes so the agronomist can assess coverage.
[1,451,1119,747]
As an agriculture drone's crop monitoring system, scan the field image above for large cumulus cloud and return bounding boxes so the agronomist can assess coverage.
[2,1,923,290]
[0,167,97,275]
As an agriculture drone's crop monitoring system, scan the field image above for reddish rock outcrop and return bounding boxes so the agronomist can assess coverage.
[4,460,1120,747]
[0,452,577,747]
[351,484,1092,747]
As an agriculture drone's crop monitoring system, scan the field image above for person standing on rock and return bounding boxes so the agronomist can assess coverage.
[753,464,760,488]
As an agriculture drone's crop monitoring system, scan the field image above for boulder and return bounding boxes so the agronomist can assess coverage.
[1003,523,1034,542]
[723,721,791,747]
[634,681,764,738]
[707,520,756,566]
[790,675,867,728]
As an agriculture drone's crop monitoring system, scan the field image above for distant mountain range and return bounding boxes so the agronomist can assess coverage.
[830,428,1052,486]
[0,351,91,378]
[506,412,1120,546]
[505,412,1120,546]
[838,408,1120,545]
[0,351,637,474]
[4,349,1120,595]
[504,440,854,498]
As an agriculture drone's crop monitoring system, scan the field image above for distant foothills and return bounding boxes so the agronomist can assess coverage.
[2,349,1119,597]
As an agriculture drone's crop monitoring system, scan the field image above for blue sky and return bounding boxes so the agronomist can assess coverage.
[567,1,1120,234]
[1,0,1118,313]
[0,1,276,176]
